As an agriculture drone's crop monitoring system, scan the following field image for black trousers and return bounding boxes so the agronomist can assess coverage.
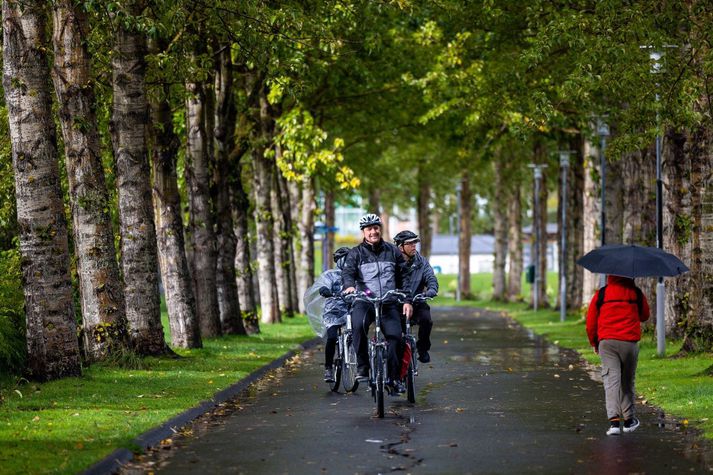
[350,301,403,381]
[409,303,433,354]
[324,325,338,368]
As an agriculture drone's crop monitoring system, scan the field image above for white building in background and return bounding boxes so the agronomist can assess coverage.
[333,205,558,274]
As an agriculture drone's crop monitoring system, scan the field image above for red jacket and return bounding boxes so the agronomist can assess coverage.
[586,275,650,348]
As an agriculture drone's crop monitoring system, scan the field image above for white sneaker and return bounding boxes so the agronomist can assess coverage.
[623,417,640,433]
[606,422,621,436]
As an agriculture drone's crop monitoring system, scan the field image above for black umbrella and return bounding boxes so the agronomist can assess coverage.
[576,244,689,278]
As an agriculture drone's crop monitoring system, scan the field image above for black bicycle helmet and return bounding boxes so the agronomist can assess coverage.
[358,213,382,230]
[393,230,420,246]
[333,247,350,264]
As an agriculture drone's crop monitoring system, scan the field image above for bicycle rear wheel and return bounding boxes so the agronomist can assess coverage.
[375,347,385,418]
[341,333,359,392]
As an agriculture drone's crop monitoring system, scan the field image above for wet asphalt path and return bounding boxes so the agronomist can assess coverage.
[126,307,712,474]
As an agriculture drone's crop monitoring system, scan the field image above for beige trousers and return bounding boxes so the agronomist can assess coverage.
[599,339,639,420]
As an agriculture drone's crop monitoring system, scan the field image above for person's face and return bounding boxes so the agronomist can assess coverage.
[362,224,381,245]
[401,241,418,258]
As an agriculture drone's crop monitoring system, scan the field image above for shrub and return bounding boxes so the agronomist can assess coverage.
[0,248,25,380]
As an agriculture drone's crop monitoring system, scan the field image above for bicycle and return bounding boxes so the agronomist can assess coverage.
[347,289,406,418]
[326,312,360,393]
[402,294,432,403]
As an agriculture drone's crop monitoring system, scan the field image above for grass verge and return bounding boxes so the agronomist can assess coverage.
[433,273,713,441]
[0,315,314,474]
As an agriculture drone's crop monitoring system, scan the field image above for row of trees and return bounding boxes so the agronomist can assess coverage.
[2,1,712,382]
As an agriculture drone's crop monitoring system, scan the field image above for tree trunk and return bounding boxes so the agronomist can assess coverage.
[367,189,381,215]
[381,207,391,243]
[230,154,259,334]
[417,168,432,260]
[531,142,549,308]
[297,177,316,313]
[148,69,202,349]
[566,135,585,310]
[681,125,713,352]
[582,139,600,298]
[213,46,245,335]
[271,155,290,318]
[325,190,336,269]
[458,171,472,299]
[663,130,691,337]
[111,0,166,355]
[253,85,280,324]
[275,156,297,316]
[51,0,128,360]
[605,155,624,245]
[621,147,656,318]
[507,185,523,301]
[492,161,507,301]
[185,73,221,337]
[286,179,301,311]
[3,0,82,380]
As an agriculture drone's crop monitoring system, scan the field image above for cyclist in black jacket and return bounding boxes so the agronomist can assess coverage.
[342,213,413,393]
[394,230,438,363]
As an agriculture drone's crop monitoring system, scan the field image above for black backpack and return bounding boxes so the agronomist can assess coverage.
[596,285,644,316]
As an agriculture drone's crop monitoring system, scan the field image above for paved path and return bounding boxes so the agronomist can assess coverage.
[123,307,712,474]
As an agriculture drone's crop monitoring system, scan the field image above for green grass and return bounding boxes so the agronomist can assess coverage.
[0,314,314,474]
[433,273,713,440]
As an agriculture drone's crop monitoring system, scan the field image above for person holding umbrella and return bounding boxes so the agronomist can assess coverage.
[586,275,650,435]
[578,244,688,436]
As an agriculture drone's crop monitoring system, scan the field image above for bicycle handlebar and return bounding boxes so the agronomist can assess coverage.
[343,289,407,304]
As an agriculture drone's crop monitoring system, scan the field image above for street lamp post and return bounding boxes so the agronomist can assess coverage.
[641,45,676,357]
[597,118,610,289]
[559,151,572,322]
[528,164,547,311]
[455,183,462,302]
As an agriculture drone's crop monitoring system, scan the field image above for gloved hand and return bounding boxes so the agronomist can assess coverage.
[319,286,332,298]
[425,289,437,298]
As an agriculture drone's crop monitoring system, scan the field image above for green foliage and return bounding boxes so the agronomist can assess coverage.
[0,248,26,379]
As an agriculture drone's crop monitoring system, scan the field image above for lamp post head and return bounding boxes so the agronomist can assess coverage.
[558,151,571,167]
[597,119,610,137]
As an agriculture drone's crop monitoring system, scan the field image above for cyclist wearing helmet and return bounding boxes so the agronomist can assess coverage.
[393,230,438,363]
[343,213,413,393]
[316,247,351,382]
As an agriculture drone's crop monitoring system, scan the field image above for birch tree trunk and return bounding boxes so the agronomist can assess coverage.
[297,176,316,313]
[3,0,82,380]
[325,190,336,269]
[605,156,624,245]
[214,46,245,334]
[286,179,301,311]
[275,155,297,316]
[621,147,656,317]
[507,185,523,301]
[51,0,128,360]
[271,157,290,318]
[253,85,280,324]
[492,162,507,301]
[582,140,600,297]
[531,142,549,308]
[149,77,202,349]
[417,168,432,260]
[458,171,472,299]
[111,0,166,355]
[663,130,691,337]
[566,136,585,310]
[185,73,221,337]
[230,154,259,334]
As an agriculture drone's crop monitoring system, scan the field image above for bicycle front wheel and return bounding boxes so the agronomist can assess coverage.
[406,349,416,403]
[375,346,385,418]
[330,355,342,392]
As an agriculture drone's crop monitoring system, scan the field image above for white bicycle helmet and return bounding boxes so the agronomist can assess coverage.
[359,213,382,230]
